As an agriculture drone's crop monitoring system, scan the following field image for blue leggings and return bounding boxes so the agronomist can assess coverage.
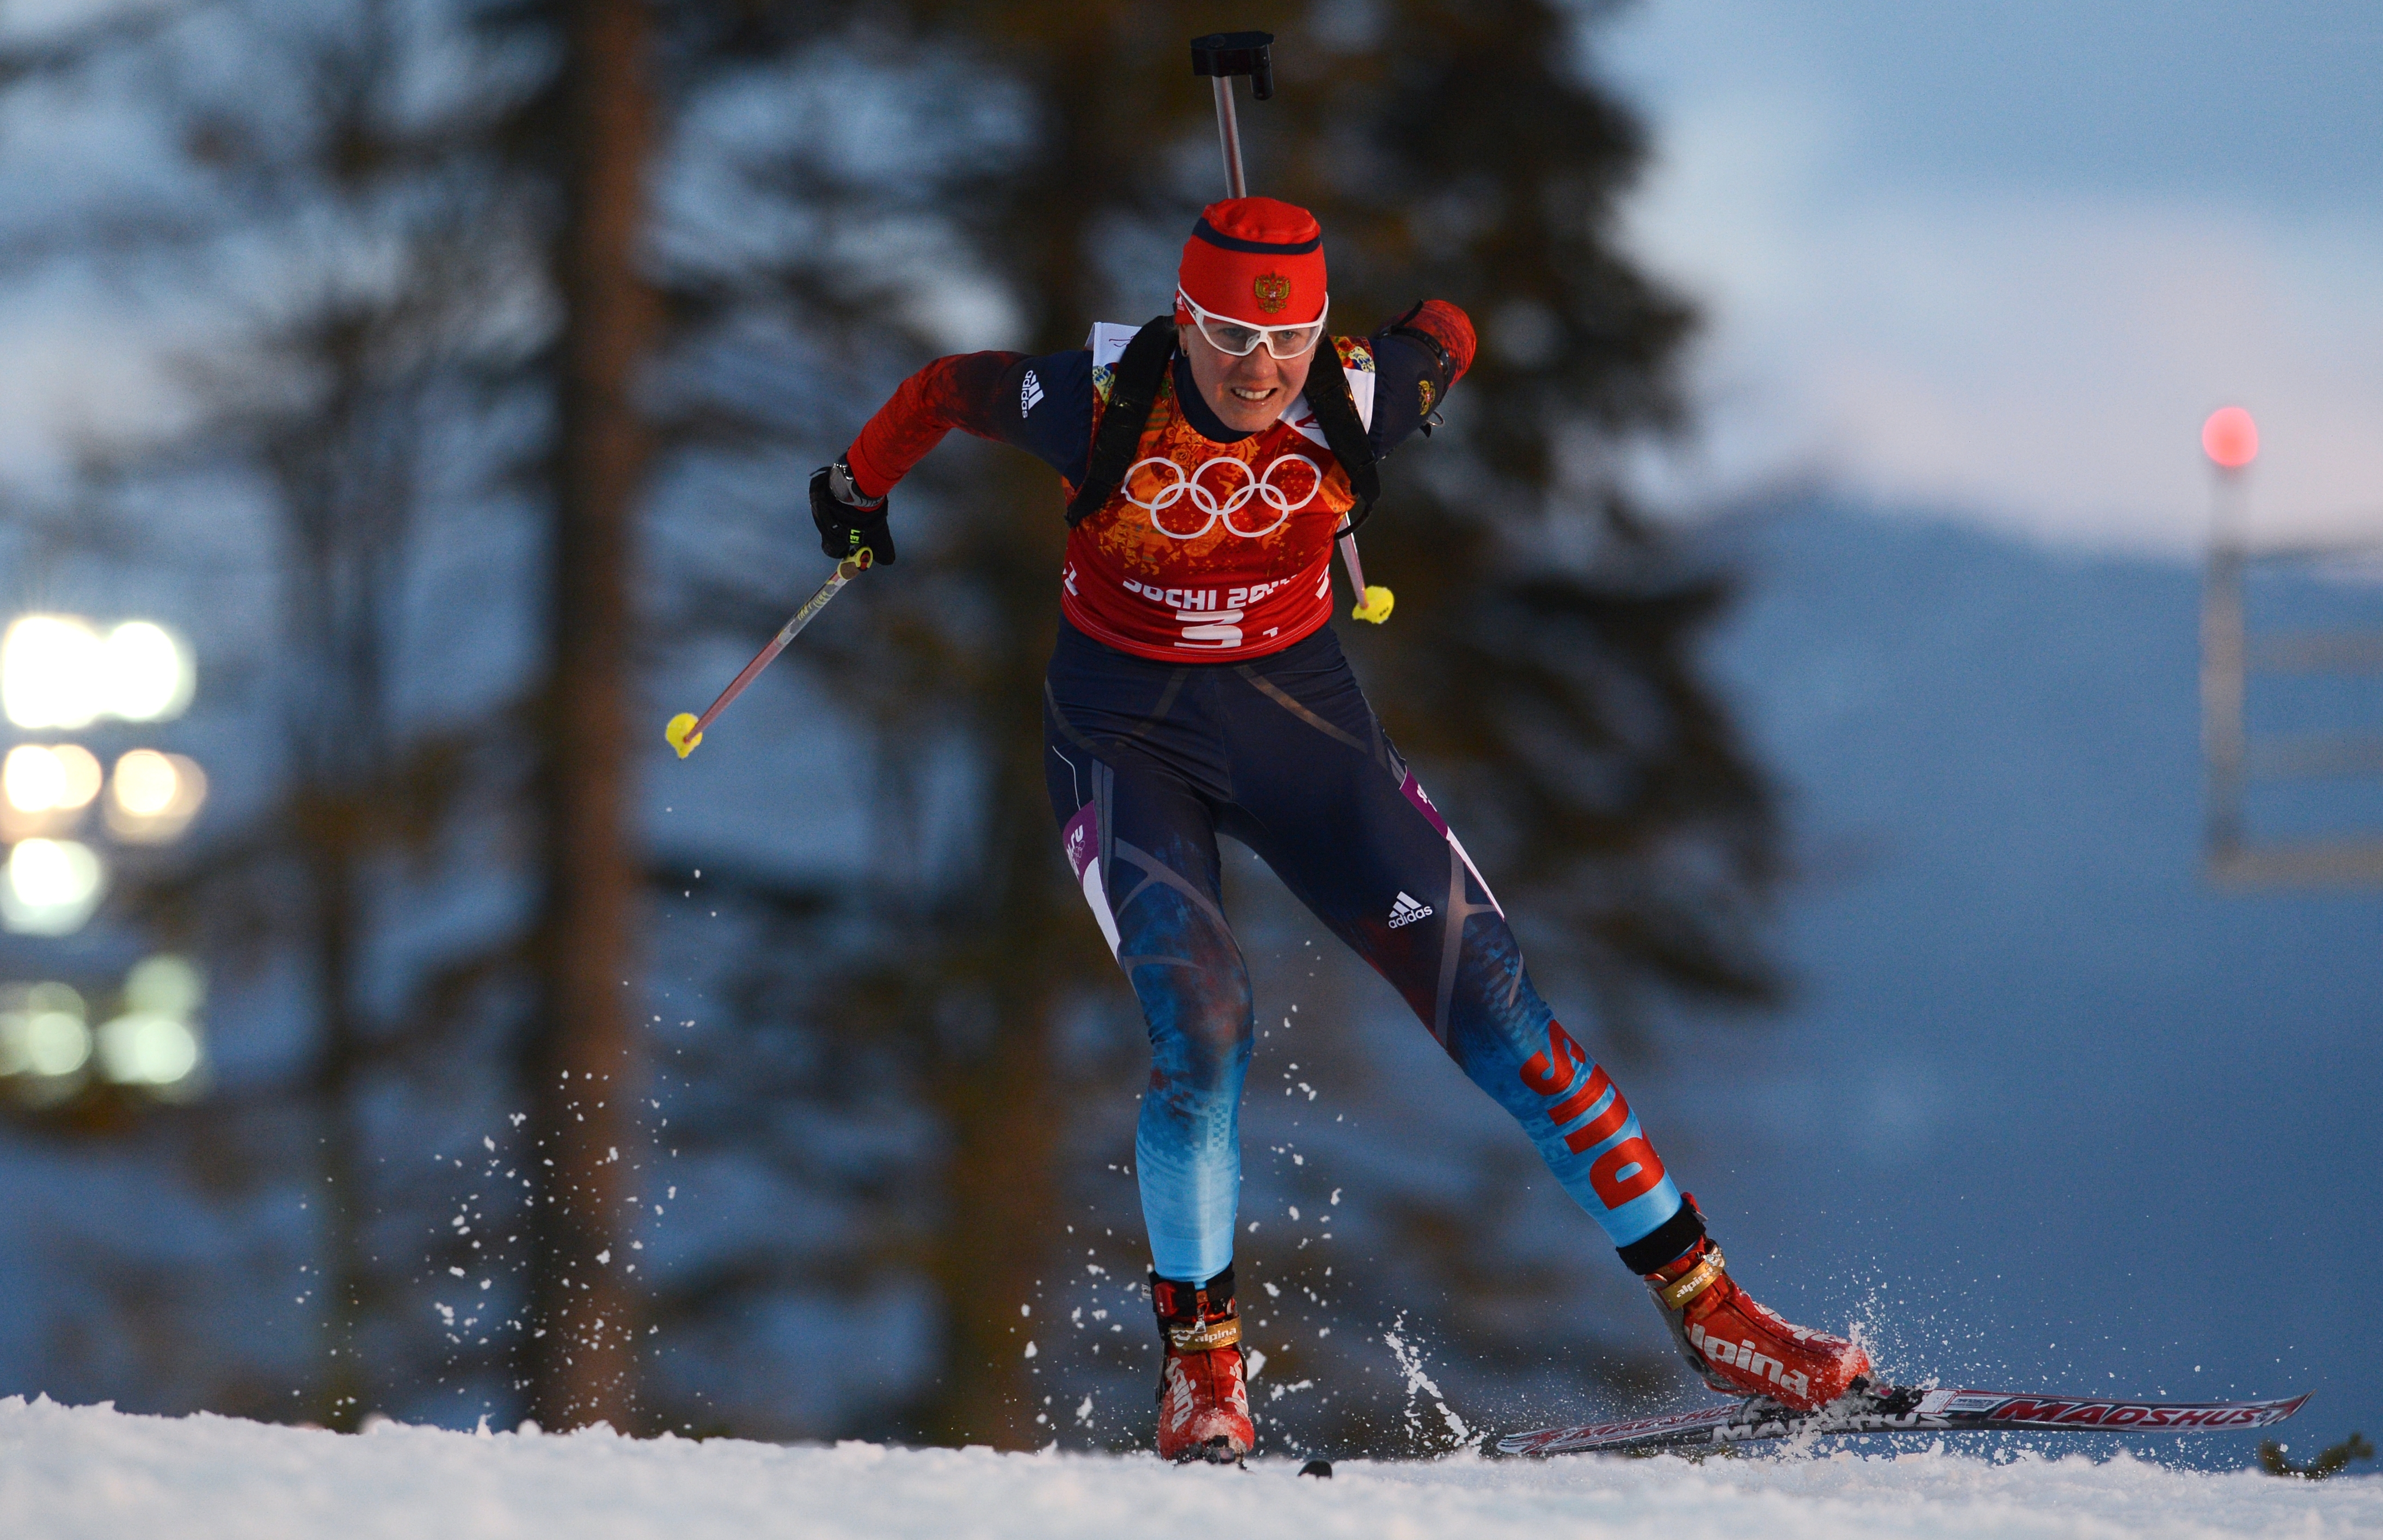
[1043,621,1685,1284]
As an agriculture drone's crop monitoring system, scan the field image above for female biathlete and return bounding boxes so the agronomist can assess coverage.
[810,196,1866,1463]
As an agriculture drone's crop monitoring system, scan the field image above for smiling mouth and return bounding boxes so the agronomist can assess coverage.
[1229,385,1276,402]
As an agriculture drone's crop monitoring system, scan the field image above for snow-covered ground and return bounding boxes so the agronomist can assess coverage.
[3,1396,2374,1540]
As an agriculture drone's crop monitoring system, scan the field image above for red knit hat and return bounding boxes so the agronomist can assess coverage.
[1177,197,1327,328]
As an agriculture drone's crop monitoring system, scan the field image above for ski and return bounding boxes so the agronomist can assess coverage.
[1495,1383,2310,1457]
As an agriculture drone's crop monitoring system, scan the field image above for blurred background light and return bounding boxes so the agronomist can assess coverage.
[26,1007,91,1077]
[5,745,69,812]
[1,744,105,842]
[1,615,194,730]
[2,615,103,730]
[0,982,91,1081]
[100,621,195,722]
[124,954,204,1019]
[2202,405,2258,470]
[0,982,71,1076]
[105,750,207,843]
[95,1012,200,1087]
[1,964,204,1096]
[1,837,108,935]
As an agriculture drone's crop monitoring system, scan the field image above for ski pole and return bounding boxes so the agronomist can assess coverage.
[1337,523,1394,623]
[1193,30,1391,626]
[664,548,873,759]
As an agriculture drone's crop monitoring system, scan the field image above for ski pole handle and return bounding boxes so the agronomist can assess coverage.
[665,548,874,759]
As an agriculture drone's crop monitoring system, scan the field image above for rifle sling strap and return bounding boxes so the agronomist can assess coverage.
[1065,316,1177,528]
[1300,340,1380,535]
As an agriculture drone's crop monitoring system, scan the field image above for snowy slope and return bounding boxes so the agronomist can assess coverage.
[3,1397,2375,1540]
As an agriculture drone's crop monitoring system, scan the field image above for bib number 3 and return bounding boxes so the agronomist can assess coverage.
[1176,608,1245,649]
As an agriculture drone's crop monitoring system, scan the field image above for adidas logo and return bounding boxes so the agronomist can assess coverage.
[1387,891,1434,928]
[1021,369,1045,416]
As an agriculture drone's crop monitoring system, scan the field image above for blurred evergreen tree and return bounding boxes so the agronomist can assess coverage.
[0,0,1782,1453]
[0,0,552,1429]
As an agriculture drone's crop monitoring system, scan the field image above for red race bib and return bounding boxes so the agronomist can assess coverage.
[1060,327,1375,661]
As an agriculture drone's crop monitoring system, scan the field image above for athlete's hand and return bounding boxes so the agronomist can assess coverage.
[809,458,896,565]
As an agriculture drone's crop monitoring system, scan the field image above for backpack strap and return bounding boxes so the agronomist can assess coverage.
[1064,315,1177,527]
[1300,340,1382,535]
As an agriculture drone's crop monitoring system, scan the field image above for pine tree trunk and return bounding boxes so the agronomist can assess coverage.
[526,0,654,1432]
[918,637,1069,1446]
[308,837,369,1431]
[913,21,1113,1449]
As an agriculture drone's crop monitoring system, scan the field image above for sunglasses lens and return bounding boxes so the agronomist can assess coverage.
[1264,324,1322,359]
[1201,317,1263,356]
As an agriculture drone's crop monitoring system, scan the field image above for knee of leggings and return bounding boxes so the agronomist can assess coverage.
[1142,974,1254,1093]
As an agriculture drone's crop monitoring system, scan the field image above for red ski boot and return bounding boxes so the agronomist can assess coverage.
[1643,1229,1869,1412]
[1150,1270,1253,1464]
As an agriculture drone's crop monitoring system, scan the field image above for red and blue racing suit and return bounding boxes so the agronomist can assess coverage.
[843,307,1698,1286]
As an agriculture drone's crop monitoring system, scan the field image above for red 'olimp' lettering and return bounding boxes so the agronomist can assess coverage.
[1562,1078,1633,1153]
[1589,1136,1666,1206]
[1519,1020,1591,1096]
[1550,1065,1612,1126]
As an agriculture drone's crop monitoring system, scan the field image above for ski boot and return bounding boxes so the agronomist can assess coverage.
[1637,1201,1869,1412]
[1150,1268,1253,1464]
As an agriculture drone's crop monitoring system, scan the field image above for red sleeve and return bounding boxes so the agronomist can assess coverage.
[843,351,1026,500]
[1408,300,1476,385]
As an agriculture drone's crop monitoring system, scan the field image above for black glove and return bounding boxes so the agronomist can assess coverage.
[809,458,896,565]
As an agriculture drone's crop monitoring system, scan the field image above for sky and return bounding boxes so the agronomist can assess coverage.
[3,3,2379,558]
[1600,0,2383,552]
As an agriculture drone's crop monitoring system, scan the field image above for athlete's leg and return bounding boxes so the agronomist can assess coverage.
[1204,632,1868,1409]
[1046,719,1253,1286]
[1214,631,1698,1268]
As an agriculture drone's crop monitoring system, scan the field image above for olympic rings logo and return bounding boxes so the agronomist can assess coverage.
[1122,453,1322,540]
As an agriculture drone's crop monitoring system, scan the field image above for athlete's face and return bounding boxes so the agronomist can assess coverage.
[1180,321,1316,435]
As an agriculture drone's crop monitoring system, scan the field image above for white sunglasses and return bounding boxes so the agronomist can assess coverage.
[1176,288,1330,360]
